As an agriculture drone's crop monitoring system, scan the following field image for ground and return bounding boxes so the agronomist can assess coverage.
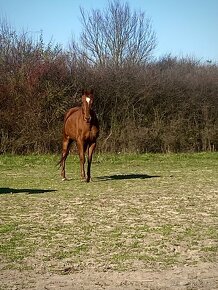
[0,153,217,289]
[1,263,218,289]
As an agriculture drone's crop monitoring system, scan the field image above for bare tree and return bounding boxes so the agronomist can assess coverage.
[78,0,157,66]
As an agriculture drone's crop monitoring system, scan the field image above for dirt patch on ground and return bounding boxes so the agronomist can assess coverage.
[1,263,218,289]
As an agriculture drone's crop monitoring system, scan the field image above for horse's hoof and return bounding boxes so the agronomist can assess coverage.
[62,178,67,181]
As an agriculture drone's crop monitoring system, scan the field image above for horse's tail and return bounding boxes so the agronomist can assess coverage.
[57,155,64,168]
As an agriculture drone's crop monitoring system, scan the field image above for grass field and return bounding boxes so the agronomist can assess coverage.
[0,153,218,289]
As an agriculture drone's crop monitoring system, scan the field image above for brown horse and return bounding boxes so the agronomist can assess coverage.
[59,90,99,182]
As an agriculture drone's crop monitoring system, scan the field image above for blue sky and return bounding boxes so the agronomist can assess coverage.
[1,0,218,62]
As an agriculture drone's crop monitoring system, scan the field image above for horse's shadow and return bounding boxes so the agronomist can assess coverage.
[0,188,57,195]
[97,173,160,181]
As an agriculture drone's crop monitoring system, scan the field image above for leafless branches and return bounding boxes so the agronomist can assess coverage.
[78,0,156,66]
[0,9,218,153]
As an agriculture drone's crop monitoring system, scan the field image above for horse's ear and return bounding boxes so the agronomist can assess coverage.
[81,89,93,97]
[81,89,86,96]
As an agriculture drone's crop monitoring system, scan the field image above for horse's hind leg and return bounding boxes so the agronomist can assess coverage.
[60,136,72,180]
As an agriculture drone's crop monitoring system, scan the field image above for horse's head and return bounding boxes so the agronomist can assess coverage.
[81,89,94,123]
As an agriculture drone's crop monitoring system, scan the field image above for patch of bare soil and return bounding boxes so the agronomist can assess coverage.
[1,263,218,290]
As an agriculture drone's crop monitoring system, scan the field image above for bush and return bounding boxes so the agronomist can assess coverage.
[0,22,217,153]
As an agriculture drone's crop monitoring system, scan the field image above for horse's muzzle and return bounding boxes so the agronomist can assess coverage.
[84,116,91,123]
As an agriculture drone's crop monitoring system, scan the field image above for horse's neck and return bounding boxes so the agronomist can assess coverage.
[65,107,80,122]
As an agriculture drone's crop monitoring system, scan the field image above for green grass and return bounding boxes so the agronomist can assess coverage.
[0,152,217,273]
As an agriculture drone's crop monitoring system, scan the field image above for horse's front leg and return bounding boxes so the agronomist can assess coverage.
[87,142,96,182]
[77,140,86,180]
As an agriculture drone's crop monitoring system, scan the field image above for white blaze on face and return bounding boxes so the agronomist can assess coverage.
[86,97,91,104]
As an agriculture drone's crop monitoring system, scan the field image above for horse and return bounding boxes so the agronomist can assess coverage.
[59,90,99,182]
